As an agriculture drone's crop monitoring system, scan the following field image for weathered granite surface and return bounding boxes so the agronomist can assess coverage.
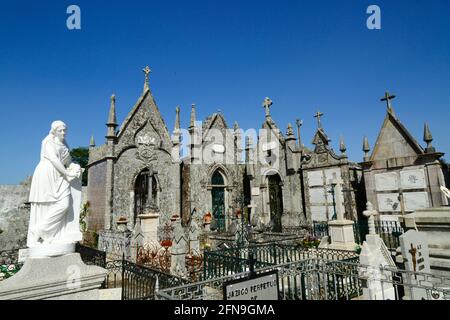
[0,184,30,250]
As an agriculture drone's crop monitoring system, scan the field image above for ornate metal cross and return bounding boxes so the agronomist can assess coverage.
[314,111,324,129]
[409,243,418,279]
[381,91,396,112]
[263,97,273,117]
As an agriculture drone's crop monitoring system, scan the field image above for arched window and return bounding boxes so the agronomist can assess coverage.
[211,170,225,186]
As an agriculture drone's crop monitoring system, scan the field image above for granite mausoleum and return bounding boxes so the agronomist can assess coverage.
[82,67,449,244]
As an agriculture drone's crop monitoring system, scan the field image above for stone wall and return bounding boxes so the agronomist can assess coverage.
[0,184,30,250]
[0,184,88,251]
[86,160,107,233]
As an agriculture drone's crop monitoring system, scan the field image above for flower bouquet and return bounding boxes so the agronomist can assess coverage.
[301,235,321,248]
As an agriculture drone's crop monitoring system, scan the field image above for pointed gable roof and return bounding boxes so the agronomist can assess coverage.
[310,127,341,160]
[370,110,424,162]
[311,128,330,147]
[202,112,228,138]
[261,116,285,144]
[115,89,172,154]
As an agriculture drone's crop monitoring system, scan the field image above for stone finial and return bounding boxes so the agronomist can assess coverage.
[363,136,370,161]
[423,122,436,153]
[106,94,118,141]
[295,119,303,147]
[89,135,96,148]
[107,94,117,125]
[381,91,396,114]
[174,106,180,132]
[314,110,324,129]
[189,104,196,129]
[262,97,273,118]
[339,135,347,155]
[286,123,294,137]
[143,66,151,93]
[363,201,378,235]
[234,121,240,132]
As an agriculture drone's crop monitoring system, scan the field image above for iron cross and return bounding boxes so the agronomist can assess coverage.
[314,111,324,128]
[263,97,273,117]
[381,91,396,112]
[409,243,418,279]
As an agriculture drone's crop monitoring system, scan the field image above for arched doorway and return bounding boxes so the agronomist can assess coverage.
[211,170,226,232]
[268,174,283,232]
[134,168,158,224]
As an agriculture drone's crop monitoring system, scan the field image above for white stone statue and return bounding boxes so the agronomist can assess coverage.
[27,120,83,257]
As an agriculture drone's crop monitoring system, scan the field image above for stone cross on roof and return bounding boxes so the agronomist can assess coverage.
[314,111,324,129]
[263,97,273,118]
[143,66,152,92]
[381,91,396,113]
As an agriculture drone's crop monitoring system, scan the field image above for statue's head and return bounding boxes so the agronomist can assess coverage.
[50,120,67,142]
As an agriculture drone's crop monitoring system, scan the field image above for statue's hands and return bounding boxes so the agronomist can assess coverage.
[65,163,82,181]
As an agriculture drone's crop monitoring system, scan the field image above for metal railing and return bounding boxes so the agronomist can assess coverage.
[121,258,188,300]
[157,258,450,301]
[312,220,404,251]
[202,243,359,280]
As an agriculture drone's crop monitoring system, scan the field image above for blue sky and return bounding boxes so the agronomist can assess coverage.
[0,0,449,184]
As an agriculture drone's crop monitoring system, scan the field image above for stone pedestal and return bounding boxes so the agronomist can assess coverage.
[138,212,160,245]
[400,207,450,280]
[0,253,107,300]
[327,220,357,251]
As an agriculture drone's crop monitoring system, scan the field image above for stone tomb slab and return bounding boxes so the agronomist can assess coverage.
[307,171,323,187]
[377,193,401,212]
[399,230,431,300]
[310,206,327,222]
[309,188,326,204]
[324,168,341,185]
[400,169,426,190]
[375,172,399,192]
[403,192,429,212]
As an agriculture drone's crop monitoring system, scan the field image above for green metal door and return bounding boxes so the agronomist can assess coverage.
[212,187,225,231]
[268,175,283,232]
[211,170,226,232]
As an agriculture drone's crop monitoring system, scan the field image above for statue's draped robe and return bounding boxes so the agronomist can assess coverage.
[27,135,75,247]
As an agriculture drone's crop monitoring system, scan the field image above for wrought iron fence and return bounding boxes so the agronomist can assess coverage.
[103,259,123,289]
[157,258,450,301]
[97,229,132,260]
[353,220,404,251]
[312,220,404,251]
[202,243,359,280]
[312,221,329,239]
[121,259,189,300]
